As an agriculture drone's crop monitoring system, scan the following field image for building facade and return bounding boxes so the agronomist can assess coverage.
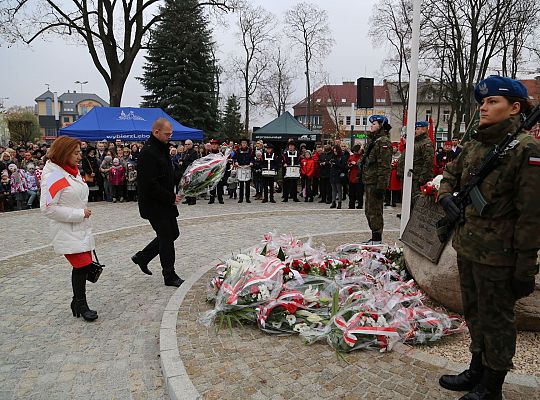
[35,90,108,139]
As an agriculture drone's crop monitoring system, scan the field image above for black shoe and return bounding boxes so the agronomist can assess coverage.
[218,200,224,204]
[397,213,401,219]
[357,205,363,209]
[458,367,506,400]
[384,203,390,206]
[246,199,251,203]
[71,299,98,321]
[164,277,184,287]
[337,202,342,209]
[282,199,288,202]
[270,199,276,203]
[293,198,300,202]
[330,202,336,208]
[131,254,152,275]
[208,199,215,204]
[440,353,483,392]
[238,199,243,203]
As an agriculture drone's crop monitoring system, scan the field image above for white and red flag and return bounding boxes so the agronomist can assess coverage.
[44,170,70,206]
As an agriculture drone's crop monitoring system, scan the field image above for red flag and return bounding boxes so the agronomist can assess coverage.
[428,116,435,144]
[45,170,70,206]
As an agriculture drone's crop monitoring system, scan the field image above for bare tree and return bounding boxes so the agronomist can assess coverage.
[258,47,295,117]
[1,0,234,106]
[232,2,274,134]
[370,0,412,117]
[285,2,333,130]
[499,0,540,78]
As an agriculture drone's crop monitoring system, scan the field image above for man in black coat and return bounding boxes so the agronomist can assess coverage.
[131,118,184,287]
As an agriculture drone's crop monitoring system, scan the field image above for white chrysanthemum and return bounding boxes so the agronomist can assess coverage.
[432,174,443,190]
[293,323,309,333]
[286,315,296,325]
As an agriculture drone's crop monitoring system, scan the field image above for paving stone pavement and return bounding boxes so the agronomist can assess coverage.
[176,232,540,400]
[0,197,403,400]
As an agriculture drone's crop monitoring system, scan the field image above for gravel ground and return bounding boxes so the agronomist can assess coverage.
[420,331,540,377]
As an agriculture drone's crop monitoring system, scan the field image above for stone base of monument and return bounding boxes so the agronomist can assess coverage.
[403,242,540,331]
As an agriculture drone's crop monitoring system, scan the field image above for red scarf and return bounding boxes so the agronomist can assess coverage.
[61,164,79,177]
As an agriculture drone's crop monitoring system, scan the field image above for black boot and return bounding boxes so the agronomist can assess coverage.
[337,202,342,209]
[440,353,483,392]
[71,266,98,321]
[458,367,506,400]
[330,202,336,208]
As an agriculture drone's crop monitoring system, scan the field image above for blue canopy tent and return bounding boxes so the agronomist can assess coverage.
[59,107,203,141]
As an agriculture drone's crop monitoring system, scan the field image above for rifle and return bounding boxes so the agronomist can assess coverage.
[437,103,540,243]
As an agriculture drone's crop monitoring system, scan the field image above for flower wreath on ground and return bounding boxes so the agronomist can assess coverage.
[201,232,466,353]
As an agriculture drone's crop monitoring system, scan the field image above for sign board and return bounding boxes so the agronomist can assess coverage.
[353,133,367,139]
[401,195,447,263]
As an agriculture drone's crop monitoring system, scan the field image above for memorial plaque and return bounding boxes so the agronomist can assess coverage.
[401,196,447,263]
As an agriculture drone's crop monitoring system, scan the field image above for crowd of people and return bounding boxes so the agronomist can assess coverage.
[0,127,463,214]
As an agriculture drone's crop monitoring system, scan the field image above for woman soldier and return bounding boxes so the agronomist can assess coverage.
[438,76,540,399]
[40,136,99,322]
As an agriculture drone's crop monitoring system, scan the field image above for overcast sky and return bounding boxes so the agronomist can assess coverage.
[0,0,385,126]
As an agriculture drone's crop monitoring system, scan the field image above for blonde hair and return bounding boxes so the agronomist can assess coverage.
[48,136,81,166]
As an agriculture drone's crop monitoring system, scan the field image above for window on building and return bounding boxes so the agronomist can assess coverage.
[45,98,53,116]
[443,110,450,123]
[316,98,321,103]
[312,115,321,126]
[80,106,89,115]
[376,98,385,103]
[362,117,368,126]
[341,98,347,103]
[355,118,361,125]
[338,117,344,125]
[426,109,432,121]
[346,116,351,125]
[45,128,57,136]
[63,117,70,123]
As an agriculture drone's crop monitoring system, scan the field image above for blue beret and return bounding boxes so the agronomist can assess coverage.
[415,121,428,128]
[474,75,528,103]
[369,115,388,125]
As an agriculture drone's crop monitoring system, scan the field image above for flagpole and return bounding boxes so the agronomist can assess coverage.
[399,0,422,237]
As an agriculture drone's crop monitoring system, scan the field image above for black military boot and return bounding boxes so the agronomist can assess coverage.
[458,367,506,400]
[439,353,483,392]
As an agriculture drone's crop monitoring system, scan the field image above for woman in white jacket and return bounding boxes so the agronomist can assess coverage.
[40,136,98,321]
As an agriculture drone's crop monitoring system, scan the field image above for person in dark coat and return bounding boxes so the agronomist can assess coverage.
[131,118,184,287]
[181,140,199,205]
[318,145,332,204]
[329,145,347,209]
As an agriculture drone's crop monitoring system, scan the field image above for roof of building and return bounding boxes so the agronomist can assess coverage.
[385,80,453,104]
[293,82,390,109]
[34,90,55,102]
[58,91,109,106]
[521,78,540,103]
[255,111,313,135]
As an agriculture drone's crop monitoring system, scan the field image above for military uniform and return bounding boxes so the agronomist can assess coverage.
[439,115,540,395]
[362,130,392,241]
[411,132,434,198]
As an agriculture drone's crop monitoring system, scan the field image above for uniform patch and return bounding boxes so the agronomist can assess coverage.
[529,157,540,166]
[382,146,389,148]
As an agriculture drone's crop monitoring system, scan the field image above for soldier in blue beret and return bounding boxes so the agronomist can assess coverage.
[415,121,428,128]
[438,76,539,399]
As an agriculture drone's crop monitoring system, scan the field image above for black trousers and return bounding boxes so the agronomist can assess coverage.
[263,177,275,200]
[210,182,224,201]
[348,182,364,208]
[238,180,251,201]
[138,216,180,279]
[319,177,331,202]
[283,178,298,200]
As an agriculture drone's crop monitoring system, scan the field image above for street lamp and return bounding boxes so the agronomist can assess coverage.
[74,80,88,93]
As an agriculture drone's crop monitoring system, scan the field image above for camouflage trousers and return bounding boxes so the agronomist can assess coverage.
[458,257,516,371]
[364,184,384,235]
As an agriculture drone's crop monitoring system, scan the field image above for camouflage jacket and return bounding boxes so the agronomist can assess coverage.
[413,133,435,184]
[362,131,392,189]
[439,116,540,276]
[396,133,434,183]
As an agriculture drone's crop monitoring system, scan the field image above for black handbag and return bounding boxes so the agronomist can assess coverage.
[86,250,105,283]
